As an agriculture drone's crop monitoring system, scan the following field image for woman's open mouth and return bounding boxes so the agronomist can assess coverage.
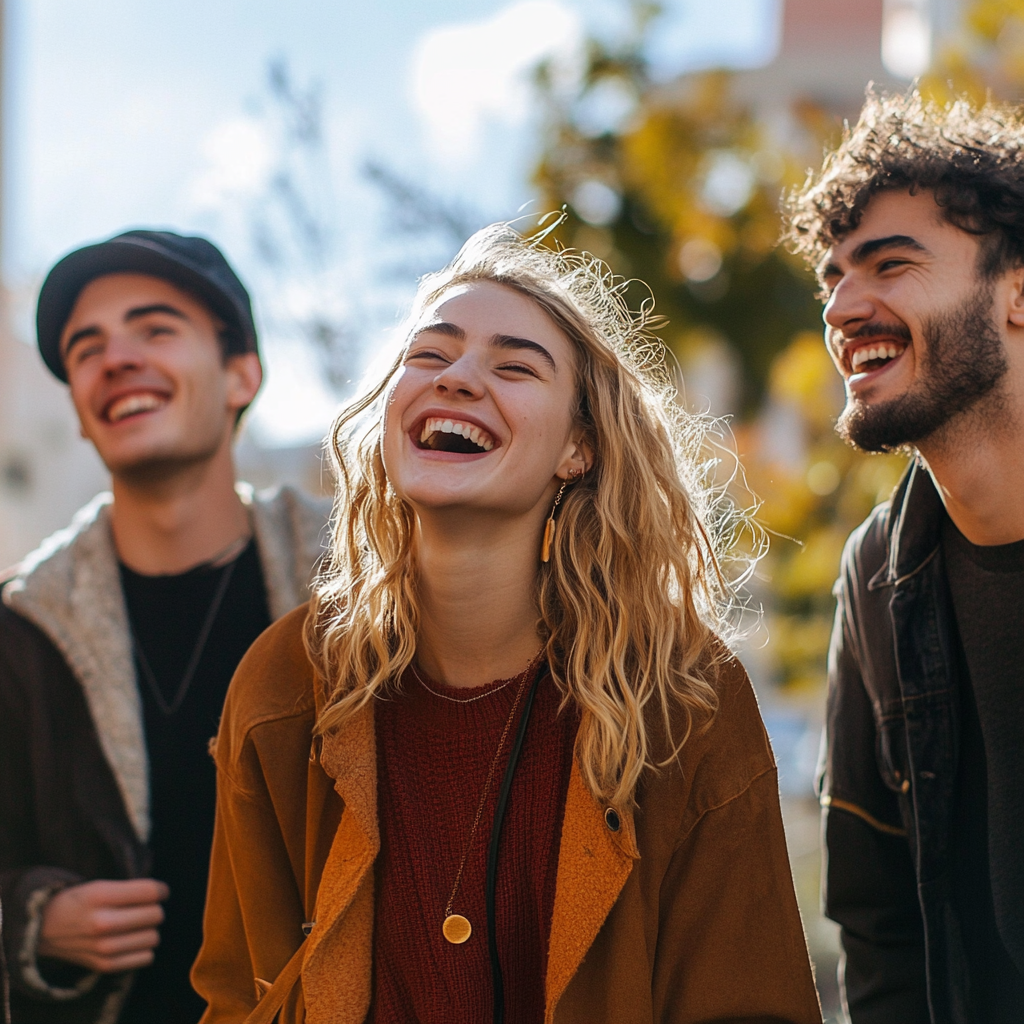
[414,416,495,454]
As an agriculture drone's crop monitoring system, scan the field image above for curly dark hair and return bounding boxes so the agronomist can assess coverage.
[782,89,1024,281]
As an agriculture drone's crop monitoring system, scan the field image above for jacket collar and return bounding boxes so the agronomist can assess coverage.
[545,764,638,1020]
[869,460,946,590]
[312,698,639,1024]
[2,485,329,843]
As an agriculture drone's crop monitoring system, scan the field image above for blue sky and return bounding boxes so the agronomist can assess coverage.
[4,0,779,443]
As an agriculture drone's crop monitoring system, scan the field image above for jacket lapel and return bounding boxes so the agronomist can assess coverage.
[3,495,151,842]
[545,759,638,1022]
[3,485,331,849]
[303,702,378,1024]
[242,483,330,621]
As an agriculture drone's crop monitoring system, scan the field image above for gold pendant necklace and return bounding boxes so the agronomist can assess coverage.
[436,652,542,944]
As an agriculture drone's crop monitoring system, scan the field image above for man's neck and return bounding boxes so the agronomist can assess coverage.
[919,394,1024,546]
[110,444,249,575]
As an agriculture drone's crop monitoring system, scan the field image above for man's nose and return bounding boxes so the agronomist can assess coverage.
[101,331,145,372]
[823,274,875,332]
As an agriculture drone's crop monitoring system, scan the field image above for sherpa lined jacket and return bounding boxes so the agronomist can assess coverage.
[0,485,329,1024]
[192,606,823,1024]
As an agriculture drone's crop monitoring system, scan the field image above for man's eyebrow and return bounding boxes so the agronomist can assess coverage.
[124,303,189,323]
[819,235,931,284]
[491,333,556,372]
[62,325,101,359]
[850,234,931,264]
[62,304,191,360]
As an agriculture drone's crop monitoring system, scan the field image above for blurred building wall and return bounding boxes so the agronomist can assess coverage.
[0,0,111,569]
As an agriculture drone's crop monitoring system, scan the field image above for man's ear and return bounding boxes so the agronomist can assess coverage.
[1006,265,1024,329]
[225,353,262,412]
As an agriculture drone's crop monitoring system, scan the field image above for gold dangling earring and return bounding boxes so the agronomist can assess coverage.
[542,469,582,563]
[541,481,567,563]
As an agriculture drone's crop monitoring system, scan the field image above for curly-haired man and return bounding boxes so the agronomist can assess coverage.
[784,91,1024,1022]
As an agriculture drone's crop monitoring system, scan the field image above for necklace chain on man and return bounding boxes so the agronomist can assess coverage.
[439,650,544,945]
[127,549,241,716]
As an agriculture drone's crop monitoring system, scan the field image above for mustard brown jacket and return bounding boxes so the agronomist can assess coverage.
[193,606,822,1024]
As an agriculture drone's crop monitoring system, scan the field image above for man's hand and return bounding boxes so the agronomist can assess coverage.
[38,879,170,973]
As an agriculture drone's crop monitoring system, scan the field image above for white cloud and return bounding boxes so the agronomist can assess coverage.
[411,0,582,162]
[188,116,275,209]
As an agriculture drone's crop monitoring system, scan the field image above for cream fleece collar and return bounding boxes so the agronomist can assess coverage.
[2,483,329,842]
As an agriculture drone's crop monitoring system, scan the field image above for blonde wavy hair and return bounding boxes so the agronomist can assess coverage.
[307,222,732,809]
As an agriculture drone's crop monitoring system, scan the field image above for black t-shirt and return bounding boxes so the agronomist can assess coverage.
[117,540,271,1024]
[943,517,1024,1020]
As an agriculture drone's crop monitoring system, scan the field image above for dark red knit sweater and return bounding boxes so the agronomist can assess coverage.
[370,663,578,1024]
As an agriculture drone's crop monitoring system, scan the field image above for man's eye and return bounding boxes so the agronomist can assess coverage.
[73,343,103,363]
[878,259,906,272]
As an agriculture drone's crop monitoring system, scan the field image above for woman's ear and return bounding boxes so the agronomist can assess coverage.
[558,438,594,480]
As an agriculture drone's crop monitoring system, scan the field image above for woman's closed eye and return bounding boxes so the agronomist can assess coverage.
[496,361,539,377]
[406,349,451,365]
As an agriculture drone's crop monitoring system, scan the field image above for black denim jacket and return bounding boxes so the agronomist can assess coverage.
[819,461,971,1024]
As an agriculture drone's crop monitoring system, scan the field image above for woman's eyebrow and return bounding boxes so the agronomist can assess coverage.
[412,320,557,372]
[490,334,556,371]
[413,320,464,340]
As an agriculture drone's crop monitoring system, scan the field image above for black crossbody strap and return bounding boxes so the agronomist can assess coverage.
[485,662,546,1024]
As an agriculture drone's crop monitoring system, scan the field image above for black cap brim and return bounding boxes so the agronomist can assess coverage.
[37,237,256,382]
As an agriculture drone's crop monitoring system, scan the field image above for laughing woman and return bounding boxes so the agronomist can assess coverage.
[193,225,821,1024]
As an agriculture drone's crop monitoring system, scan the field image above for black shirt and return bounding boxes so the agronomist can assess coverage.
[118,540,271,1024]
[944,517,1024,1021]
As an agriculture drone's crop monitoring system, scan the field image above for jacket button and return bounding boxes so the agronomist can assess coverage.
[900,779,910,793]
[604,807,621,832]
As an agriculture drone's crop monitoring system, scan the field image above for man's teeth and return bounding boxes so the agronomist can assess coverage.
[851,344,904,371]
[419,416,494,451]
[107,393,166,422]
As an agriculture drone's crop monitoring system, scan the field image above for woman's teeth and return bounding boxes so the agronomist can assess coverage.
[851,344,904,372]
[419,417,494,451]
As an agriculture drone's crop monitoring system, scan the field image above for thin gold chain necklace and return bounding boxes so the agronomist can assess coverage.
[438,651,543,945]
[411,663,515,704]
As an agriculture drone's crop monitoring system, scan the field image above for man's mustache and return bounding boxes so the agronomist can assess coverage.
[849,321,912,342]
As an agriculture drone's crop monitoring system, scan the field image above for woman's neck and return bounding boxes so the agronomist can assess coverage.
[412,511,544,689]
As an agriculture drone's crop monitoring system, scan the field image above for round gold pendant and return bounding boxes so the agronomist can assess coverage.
[442,914,472,944]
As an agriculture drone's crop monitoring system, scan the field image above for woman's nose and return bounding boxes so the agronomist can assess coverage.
[433,356,483,398]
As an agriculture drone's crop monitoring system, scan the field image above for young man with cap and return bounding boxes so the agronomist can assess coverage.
[0,230,329,1024]
[785,92,1024,1021]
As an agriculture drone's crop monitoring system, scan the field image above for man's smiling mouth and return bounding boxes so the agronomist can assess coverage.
[849,342,907,374]
[104,392,169,423]
[417,416,495,453]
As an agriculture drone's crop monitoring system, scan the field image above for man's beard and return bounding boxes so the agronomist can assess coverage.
[837,287,1009,453]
